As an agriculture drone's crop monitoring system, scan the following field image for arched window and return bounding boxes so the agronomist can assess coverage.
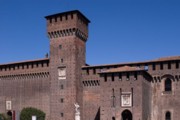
[165,78,172,91]
[165,111,171,120]
[112,117,115,120]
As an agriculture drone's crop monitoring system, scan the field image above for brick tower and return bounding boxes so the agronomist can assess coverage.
[45,10,90,120]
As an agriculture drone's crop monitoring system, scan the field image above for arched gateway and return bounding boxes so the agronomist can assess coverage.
[121,110,132,120]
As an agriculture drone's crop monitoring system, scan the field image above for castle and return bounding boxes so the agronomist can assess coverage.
[0,10,179,120]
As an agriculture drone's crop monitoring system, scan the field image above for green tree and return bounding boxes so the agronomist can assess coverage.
[20,107,45,120]
[0,113,11,120]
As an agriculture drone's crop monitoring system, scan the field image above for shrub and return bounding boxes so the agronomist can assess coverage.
[20,107,45,120]
[0,113,11,120]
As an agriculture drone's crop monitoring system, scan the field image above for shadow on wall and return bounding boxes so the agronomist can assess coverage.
[94,107,100,120]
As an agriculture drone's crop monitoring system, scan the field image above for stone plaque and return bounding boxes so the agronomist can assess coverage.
[58,67,66,80]
[121,93,132,107]
[6,101,12,110]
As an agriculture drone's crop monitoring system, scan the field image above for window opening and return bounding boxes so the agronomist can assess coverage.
[112,117,115,120]
[152,63,156,70]
[176,61,179,69]
[59,45,62,49]
[165,79,172,91]
[61,113,64,117]
[61,98,64,103]
[165,111,171,120]
[93,68,96,74]
[134,72,137,80]
[60,85,64,89]
[126,73,130,80]
[160,63,163,70]
[112,73,114,81]
[168,62,171,69]
[104,74,107,82]
[119,73,122,80]
[86,69,89,75]
[112,89,115,107]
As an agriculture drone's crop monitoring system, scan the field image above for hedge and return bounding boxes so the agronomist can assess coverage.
[20,107,45,120]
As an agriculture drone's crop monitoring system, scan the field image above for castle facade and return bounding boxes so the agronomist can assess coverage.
[0,10,179,120]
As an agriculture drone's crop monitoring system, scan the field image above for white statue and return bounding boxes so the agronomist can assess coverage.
[74,103,80,113]
[74,103,80,120]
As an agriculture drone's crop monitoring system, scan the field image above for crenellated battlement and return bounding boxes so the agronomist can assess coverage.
[45,10,90,26]
[45,10,90,41]
[0,58,49,72]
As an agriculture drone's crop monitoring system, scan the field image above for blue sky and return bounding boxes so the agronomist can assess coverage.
[0,0,180,65]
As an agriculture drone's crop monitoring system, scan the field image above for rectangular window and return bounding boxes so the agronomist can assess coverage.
[55,17,57,22]
[61,113,64,117]
[176,61,179,69]
[112,74,114,82]
[93,68,96,74]
[126,73,130,80]
[60,85,64,89]
[152,64,156,70]
[61,58,63,63]
[112,89,115,107]
[144,65,149,70]
[59,45,62,49]
[134,72,137,80]
[160,63,163,70]
[86,69,89,75]
[168,62,171,69]
[119,73,122,80]
[71,14,74,19]
[104,74,107,82]
[61,98,64,103]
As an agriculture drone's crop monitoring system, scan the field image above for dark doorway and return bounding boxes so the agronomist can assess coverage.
[121,110,132,120]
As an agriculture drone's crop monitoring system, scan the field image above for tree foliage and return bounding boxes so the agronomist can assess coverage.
[0,113,11,120]
[20,107,45,120]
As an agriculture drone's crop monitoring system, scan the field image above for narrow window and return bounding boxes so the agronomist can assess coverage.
[145,65,149,70]
[61,113,64,117]
[86,69,89,75]
[112,89,115,107]
[104,74,107,82]
[49,19,52,23]
[134,72,137,80]
[168,62,171,69]
[61,59,63,63]
[59,45,62,49]
[60,98,64,103]
[131,88,133,106]
[119,73,122,80]
[112,117,115,120]
[165,79,172,91]
[41,62,44,67]
[165,111,171,120]
[152,63,156,70]
[71,14,74,19]
[126,73,130,80]
[160,63,163,70]
[176,61,179,69]
[60,85,64,89]
[93,68,96,74]
[112,73,114,82]
[55,17,57,22]
[22,65,24,69]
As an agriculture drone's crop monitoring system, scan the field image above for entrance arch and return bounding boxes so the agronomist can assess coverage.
[121,110,132,120]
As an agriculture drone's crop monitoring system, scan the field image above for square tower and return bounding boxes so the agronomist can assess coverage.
[45,10,90,120]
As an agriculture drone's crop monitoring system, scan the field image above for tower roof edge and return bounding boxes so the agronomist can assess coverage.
[45,10,90,23]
